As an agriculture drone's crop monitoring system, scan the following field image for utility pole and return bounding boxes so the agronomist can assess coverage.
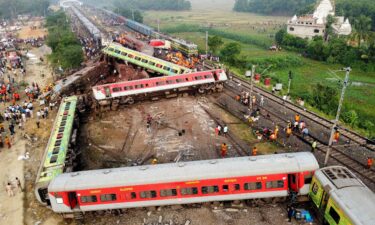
[324,67,351,166]
[157,19,160,32]
[205,31,208,55]
[287,70,292,96]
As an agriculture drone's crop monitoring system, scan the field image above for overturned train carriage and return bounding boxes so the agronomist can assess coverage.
[48,152,318,215]
[92,69,228,107]
[35,96,79,205]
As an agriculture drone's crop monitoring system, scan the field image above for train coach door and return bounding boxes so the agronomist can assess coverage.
[288,174,298,192]
[68,192,79,210]
[104,87,111,98]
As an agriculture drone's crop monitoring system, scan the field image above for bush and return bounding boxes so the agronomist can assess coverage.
[245,55,304,71]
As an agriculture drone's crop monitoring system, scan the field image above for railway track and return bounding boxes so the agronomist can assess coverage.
[221,76,375,190]
[231,75,375,152]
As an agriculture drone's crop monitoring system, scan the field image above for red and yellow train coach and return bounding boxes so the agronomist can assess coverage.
[48,152,318,215]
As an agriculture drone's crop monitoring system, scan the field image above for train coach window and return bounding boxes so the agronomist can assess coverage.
[100,194,117,202]
[141,59,148,63]
[135,56,141,61]
[124,86,134,90]
[140,190,157,199]
[135,84,144,89]
[131,192,137,199]
[181,187,198,195]
[244,182,262,191]
[234,184,240,191]
[121,52,127,56]
[115,50,121,54]
[329,207,341,224]
[311,183,319,195]
[160,189,177,197]
[108,48,114,52]
[195,76,203,80]
[128,54,134,58]
[204,75,213,79]
[112,87,122,92]
[176,79,184,83]
[222,185,229,192]
[156,81,165,86]
[163,66,171,71]
[80,195,97,203]
[201,185,219,194]
[266,180,284,189]
[166,80,174,84]
[148,61,156,66]
[171,69,178,74]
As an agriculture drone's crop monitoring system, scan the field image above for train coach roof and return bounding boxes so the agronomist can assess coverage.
[49,152,318,192]
[314,166,375,225]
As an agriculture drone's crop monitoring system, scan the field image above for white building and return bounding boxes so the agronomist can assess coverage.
[287,0,352,39]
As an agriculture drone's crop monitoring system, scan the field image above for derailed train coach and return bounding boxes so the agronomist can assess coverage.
[309,166,375,225]
[48,152,318,216]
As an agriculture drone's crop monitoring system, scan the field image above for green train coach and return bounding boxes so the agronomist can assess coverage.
[35,96,79,206]
[309,166,375,225]
[170,38,198,57]
[103,43,191,76]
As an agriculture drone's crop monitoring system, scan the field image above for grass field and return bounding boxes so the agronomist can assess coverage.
[143,0,375,137]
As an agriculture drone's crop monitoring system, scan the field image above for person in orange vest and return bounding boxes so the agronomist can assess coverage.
[151,158,158,165]
[333,130,340,143]
[269,133,276,141]
[221,143,227,158]
[235,95,241,101]
[367,157,373,169]
[252,146,257,156]
[5,136,11,149]
[295,114,300,123]
[286,127,292,138]
[274,125,279,138]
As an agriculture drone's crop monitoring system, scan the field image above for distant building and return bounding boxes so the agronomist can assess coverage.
[287,0,352,39]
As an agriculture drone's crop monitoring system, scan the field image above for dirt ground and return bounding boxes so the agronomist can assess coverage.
[17,20,47,39]
[82,96,245,170]
[0,44,54,225]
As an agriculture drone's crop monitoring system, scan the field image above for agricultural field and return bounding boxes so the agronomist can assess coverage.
[143,0,375,137]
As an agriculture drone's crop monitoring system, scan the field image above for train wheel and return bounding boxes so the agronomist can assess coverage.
[198,87,205,94]
[127,97,135,105]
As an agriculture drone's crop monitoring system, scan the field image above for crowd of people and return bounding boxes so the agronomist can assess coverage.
[79,37,101,60]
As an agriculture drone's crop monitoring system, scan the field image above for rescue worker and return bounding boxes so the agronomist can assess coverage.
[221,143,227,158]
[294,114,300,123]
[367,157,373,169]
[5,136,11,149]
[333,130,340,143]
[269,133,276,141]
[274,125,279,138]
[286,127,292,138]
[151,158,158,165]
[252,146,257,156]
[311,140,317,153]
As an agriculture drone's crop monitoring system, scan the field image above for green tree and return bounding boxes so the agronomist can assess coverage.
[325,15,337,41]
[309,83,339,115]
[275,29,286,45]
[220,42,241,65]
[353,15,372,46]
[208,35,224,54]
